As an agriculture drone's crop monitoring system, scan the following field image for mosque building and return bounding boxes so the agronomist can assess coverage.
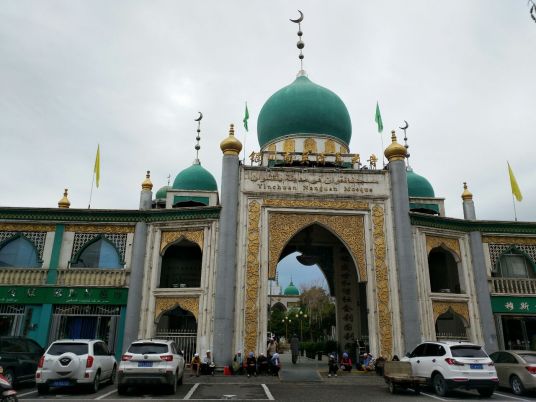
[1,15,535,365]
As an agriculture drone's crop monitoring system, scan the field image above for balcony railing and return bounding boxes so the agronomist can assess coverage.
[56,269,129,287]
[491,277,536,295]
[0,268,47,285]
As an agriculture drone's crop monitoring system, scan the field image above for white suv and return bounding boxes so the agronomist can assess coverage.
[405,341,498,397]
[117,339,185,395]
[35,339,117,394]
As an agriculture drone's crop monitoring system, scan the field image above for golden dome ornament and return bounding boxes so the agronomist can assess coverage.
[141,170,153,191]
[384,130,407,162]
[220,124,243,156]
[461,182,473,201]
[58,188,71,208]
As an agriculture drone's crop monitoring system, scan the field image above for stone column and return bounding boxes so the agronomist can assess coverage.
[384,131,422,353]
[213,125,242,365]
[462,183,498,352]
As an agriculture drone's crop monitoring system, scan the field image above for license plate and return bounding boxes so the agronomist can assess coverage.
[138,361,153,367]
[51,380,70,387]
[470,364,483,369]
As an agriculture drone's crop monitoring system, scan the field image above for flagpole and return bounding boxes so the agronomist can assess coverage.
[243,129,247,164]
[511,193,518,222]
[380,132,385,167]
[88,171,95,209]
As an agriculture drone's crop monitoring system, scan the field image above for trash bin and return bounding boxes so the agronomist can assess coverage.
[317,351,323,361]
[223,365,231,376]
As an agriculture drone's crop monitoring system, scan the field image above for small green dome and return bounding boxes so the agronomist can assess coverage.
[155,185,171,200]
[283,281,300,296]
[407,168,435,198]
[172,162,217,192]
[257,75,352,148]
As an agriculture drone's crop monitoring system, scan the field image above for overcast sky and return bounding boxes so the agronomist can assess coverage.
[2,1,535,225]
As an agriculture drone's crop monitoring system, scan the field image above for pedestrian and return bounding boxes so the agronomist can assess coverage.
[232,350,244,374]
[191,353,201,377]
[201,350,215,375]
[246,352,257,377]
[290,333,300,364]
[257,352,269,375]
[328,353,338,377]
[340,352,352,372]
[267,338,277,359]
[270,352,281,376]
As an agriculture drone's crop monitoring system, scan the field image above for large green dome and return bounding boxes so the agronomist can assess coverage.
[172,162,217,192]
[407,168,435,198]
[283,281,300,296]
[257,75,352,148]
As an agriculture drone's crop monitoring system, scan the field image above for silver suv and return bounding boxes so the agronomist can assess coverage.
[35,339,117,394]
[405,341,498,397]
[118,339,185,395]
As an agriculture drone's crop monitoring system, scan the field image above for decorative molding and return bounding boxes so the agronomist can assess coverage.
[268,212,367,281]
[0,223,54,232]
[160,230,204,253]
[324,139,336,154]
[244,201,261,354]
[432,301,469,323]
[263,199,369,211]
[154,296,199,321]
[283,139,295,153]
[65,225,134,233]
[426,235,461,257]
[303,138,317,153]
[482,236,536,246]
[372,204,392,358]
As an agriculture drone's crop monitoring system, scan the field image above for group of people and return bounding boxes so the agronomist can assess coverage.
[190,350,216,377]
[232,350,281,377]
[327,352,378,377]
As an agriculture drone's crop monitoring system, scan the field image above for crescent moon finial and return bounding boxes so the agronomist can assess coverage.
[290,10,304,23]
[399,120,409,130]
[194,112,203,122]
[194,112,203,161]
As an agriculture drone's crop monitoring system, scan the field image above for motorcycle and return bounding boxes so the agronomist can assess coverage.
[0,367,17,402]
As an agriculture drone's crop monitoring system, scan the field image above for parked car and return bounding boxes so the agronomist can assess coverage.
[404,341,498,397]
[35,339,117,394]
[0,336,44,385]
[489,350,536,395]
[118,339,185,395]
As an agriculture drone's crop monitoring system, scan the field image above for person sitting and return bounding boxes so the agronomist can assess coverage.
[375,355,386,376]
[328,353,338,377]
[363,353,375,371]
[257,352,269,375]
[392,355,400,361]
[191,353,201,377]
[340,352,352,372]
[201,350,215,375]
[270,352,281,376]
[246,352,257,377]
[232,351,244,374]
[266,339,277,359]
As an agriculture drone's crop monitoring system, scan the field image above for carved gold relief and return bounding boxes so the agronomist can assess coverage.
[426,235,461,258]
[154,296,199,321]
[268,213,367,281]
[0,224,54,232]
[324,139,336,154]
[304,138,317,153]
[267,144,276,153]
[244,201,261,354]
[263,199,368,211]
[432,301,469,323]
[160,230,204,253]
[65,225,135,234]
[482,236,536,246]
[283,139,295,153]
[372,204,392,358]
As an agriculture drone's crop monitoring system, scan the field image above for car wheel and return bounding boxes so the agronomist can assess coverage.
[109,366,117,385]
[414,385,421,395]
[37,384,49,395]
[3,368,15,386]
[388,381,396,394]
[4,396,18,402]
[117,385,128,395]
[477,387,494,397]
[510,374,525,396]
[177,370,183,385]
[89,371,100,394]
[433,373,448,397]
[167,374,177,394]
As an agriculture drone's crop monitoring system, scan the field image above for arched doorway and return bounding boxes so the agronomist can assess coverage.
[435,308,468,341]
[160,239,202,288]
[156,305,197,362]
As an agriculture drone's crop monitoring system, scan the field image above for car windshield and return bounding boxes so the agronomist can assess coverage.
[450,346,487,358]
[48,343,88,356]
[519,354,536,364]
[128,343,168,354]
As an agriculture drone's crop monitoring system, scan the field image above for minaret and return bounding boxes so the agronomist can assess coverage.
[461,182,498,352]
[139,171,153,210]
[213,124,242,365]
[384,131,422,352]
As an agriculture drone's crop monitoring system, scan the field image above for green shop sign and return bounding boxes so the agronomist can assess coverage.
[491,296,536,314]
[0,286,128,305]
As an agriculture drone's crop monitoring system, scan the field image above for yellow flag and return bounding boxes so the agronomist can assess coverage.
[94,145,100,188]
[508,162,522,201]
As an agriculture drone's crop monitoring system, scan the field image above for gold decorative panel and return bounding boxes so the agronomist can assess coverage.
[372,205,392,358]
[65,225,135,234]
[283,139,295,153]
[154,296,199,321]
[264,199,368,211]
[432,301,469,323]
[267,213,367,281]
[303,138,317,153]
[160,230,204,253]
[482,236,536,246]
[324,139,336,154]
[0,224,54,232]
[426,235,461,258]
[244,201,261,354]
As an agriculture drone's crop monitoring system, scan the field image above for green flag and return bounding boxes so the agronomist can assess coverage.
[243,102,249,132]
[375,102,383,133]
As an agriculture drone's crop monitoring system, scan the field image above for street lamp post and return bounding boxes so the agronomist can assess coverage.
[282,316,291,340]
[295,310,308,340]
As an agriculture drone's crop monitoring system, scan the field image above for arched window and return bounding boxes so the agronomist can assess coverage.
[71,238,122,269]
[428,248,462,294]
[497,250,535,278]
[435,309,468,341]
[160,240,202,288]
[0,237,40,268]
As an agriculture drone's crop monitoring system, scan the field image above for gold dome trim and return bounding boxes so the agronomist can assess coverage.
[141,170,153,191]
[384,130,406,162]
[461,182,473,201]
[58,188,71,209]
[220,124,243,155]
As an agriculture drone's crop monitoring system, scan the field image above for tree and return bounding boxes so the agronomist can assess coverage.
[299,285,336,341]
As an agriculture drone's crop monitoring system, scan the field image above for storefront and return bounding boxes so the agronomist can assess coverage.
[492,296,536,351]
